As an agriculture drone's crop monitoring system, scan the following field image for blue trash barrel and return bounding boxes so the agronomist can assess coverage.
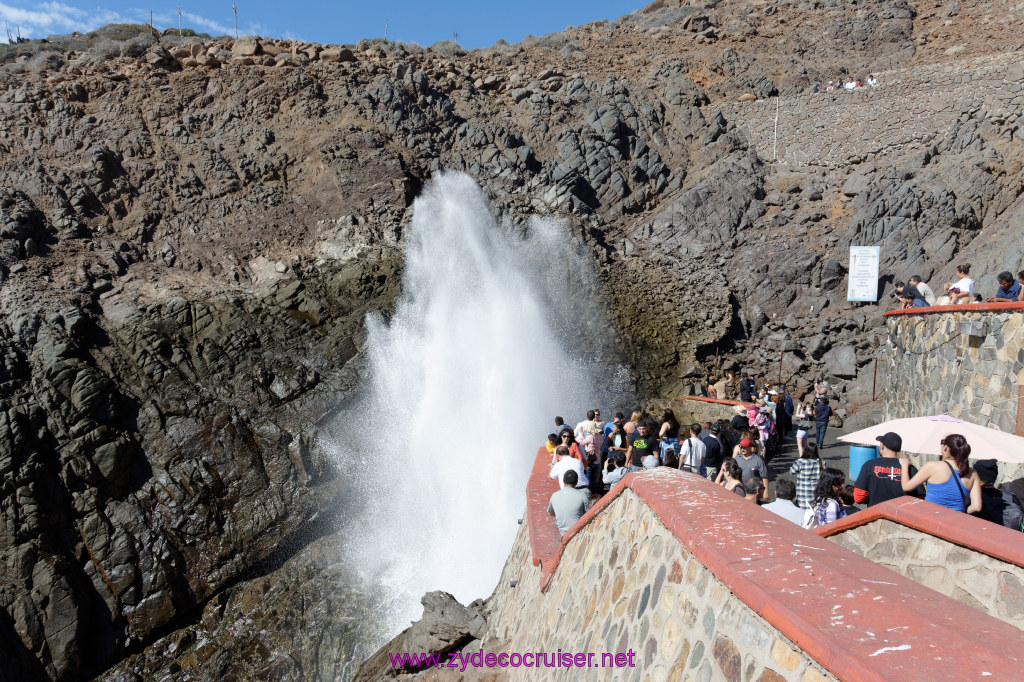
[849,445,878,482]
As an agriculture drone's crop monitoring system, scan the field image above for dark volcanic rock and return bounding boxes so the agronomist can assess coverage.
[2,0,1024,675]
[354,591,488,681]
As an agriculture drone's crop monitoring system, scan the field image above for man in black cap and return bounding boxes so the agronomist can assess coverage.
[974,459,1024,531]
[852,432,923,506]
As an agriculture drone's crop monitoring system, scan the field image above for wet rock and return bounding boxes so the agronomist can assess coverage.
[354,591,488,680]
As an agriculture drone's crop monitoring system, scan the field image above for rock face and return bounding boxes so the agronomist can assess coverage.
[0,0,1023,677]
[354,591,488,681]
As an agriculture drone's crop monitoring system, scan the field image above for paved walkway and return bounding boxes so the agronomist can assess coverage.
[765,421,860,502]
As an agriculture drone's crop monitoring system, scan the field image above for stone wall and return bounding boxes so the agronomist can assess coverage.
[488,488,835,682]
[660,397,751,429]
[715,53,1024,168]
[825,515,1024,630]
[482,463,1024,680]
[882,304,1024,478]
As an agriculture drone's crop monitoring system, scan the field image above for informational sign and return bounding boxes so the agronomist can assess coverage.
[847,245,881,302]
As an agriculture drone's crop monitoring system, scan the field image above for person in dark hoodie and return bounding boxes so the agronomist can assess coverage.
[974,459,1024,531]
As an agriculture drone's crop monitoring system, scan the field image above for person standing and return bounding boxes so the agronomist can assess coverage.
[908,275,936,306]
[763,479,805,524]
[625,421,658,468]
[899,434,982,513]
[717,438,768,494]
[810,468,848,525]
[701,423,724,481]
[987,271,1021,303]
[549,445,589,490]
[793,402,812,458]
[678,423,707,475]
[949,263,975,304]
[547,470,590,535]
[813,398,831,448]
[852,432,924,506]
[789,441,824,509]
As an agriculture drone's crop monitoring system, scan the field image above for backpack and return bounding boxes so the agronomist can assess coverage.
[754,411,776,435]
[581,432,604,464]
[1000,489,1024,531]
[802,506,819,529]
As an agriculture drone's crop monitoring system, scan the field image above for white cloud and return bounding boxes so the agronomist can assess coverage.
[0,1,129,38]
[0,2,246,40]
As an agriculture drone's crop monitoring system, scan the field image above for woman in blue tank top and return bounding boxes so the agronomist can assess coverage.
[898,434,982,513]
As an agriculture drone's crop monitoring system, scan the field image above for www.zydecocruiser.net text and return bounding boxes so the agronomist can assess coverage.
[389,649,638,671]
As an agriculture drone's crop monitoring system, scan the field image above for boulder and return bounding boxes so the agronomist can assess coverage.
[320,47,356,63]
[231,35,262,57]
[823,345,858,378]
[353,591,487,680]
[738,93,757,102]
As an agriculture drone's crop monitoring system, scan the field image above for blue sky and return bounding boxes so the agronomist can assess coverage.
[0,1,642,49]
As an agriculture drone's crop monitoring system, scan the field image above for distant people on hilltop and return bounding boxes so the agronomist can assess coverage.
[868,74,879,86]
[898,282,928,308]
[947,263,975,304]
[987,271,1021,302]
[909,275,936,306]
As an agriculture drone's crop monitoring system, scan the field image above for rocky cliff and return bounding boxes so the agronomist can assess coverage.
[2,0,1024,678]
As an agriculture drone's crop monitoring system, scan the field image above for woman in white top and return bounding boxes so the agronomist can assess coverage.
[949,263,974,304]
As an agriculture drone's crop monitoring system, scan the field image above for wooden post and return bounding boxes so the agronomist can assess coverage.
[233,4,238,39]
[772,96,780,161]
[871,358,879,401]
[1016,386,1024,436]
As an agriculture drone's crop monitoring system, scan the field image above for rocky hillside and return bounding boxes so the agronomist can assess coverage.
[2,0,1024,678]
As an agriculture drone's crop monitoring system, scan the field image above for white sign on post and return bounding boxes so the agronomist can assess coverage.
[847,245,880,302]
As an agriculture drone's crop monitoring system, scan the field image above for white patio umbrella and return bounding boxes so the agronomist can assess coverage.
[837,414,1024,464]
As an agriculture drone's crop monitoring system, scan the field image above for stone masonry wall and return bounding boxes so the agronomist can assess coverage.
[714,53,1024,168]
[656,397,749,430]
[883,306,1024,478]
[486,489,834,682]
[828,518,1024,629]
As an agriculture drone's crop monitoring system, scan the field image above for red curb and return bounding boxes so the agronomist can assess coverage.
[672,396,756,408]
[815,496,1024,570]
[526,447,562,568]
[523,456,1024,680]
[884,301,1024,317]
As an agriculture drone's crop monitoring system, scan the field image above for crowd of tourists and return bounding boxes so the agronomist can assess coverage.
[813,74,879,93]
[893,264,1024,308]
[545,395,1024,535]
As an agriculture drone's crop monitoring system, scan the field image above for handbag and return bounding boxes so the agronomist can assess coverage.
[797,418,813,430]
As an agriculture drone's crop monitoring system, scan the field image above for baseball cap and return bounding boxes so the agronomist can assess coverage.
[740,438,752,448]
[710,423,721,434]
[875,432,902,452]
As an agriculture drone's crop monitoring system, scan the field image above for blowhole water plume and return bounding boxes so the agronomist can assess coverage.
[325,172,628,636]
